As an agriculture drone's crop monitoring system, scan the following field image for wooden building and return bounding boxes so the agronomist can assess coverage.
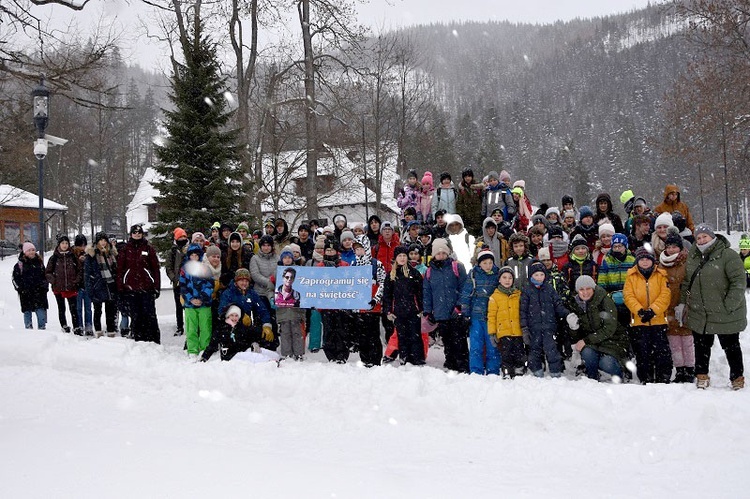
[0,184,68,249]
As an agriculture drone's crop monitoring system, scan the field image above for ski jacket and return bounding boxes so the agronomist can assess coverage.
[372,233,400,274]
[458,264,500,320]
[623,266,670,327]
[487,285,522,339]
[520,278,569,334]
[202,311,262,361]
[456,181,484,236]
[431,183,458,216]
[218,279,271,324]
[481,182,515,220]
[568,286,630,366]
[116,237,161,293]
[46,248,79,294]
[249,250,277,301]
[84,244,118,303]
[423,257,467,320]
[383,264,423,318]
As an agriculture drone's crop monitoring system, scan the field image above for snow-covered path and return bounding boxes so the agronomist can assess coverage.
[0,251,748,498]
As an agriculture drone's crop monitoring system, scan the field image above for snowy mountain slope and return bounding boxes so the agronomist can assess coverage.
[0,253,748,498]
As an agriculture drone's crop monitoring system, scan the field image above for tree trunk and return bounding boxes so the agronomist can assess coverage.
[299,0,318,221]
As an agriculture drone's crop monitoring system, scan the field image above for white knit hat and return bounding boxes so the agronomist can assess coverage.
[598,223,615,236]
[432,238,451,257]
[476,249,495,263]
[654,212,674,229]
[537,247,551,260]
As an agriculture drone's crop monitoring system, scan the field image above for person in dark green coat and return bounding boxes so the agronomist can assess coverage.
[567,275,631,381]
[680,225,747,390]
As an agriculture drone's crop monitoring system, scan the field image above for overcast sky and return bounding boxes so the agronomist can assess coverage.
[32,0,661,72]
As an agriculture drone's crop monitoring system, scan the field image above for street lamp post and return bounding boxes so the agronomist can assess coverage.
[32,77,49,257]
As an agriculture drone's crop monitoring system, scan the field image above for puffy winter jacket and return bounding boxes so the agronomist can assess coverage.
[423,257,467,321]
[12,253,49,312]
[165,243,186,287]
[456,181,484,236]
[487,285,522,339]
[84,244,118,303]
[431,183,458,216]
[383,264,423,318]
[372,233,400,273]
[568,286,630,366]
[659,251,692,336]
[481,183,515,220]
[597,251,635,293]
[520,278,569,334]
[681,234,747,335]
[202,311,262,361]
[249,250,277,301]
[46,248,79,293]
[218,279,271,325]
[179,250,214,308]
[117,237,161,293]
[458,264,500,320]
[561,254,598,291]
[654,184,695,232]
[623,266,670,327]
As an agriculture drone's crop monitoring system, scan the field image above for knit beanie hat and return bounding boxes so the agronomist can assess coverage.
[620,190,635,205]
[324,236,340,252]
[487,170,499,181]
[598,223,615,237]
[634,247,655,263]
[421,171,433,188]
[634,197,648,209]
[513,179,526,190]
[575,275,597,292]
[578,205,594,220]
[694,224,715,239]
[229,232,243,244]
[477,249,495,264]
[314,235,326,250]
[407,169,418,180]
[23,242,36,253]
[664,227,684,250]
[205,245,221,257]
[393,245,409,259]
[236,222,249,233]
[461,167,474,179]
[654,212,674,229]
[562,210,576,220]
[511,187,524,197]
[94,231,109,244]
[173,227,187,241]
[529,261,546,277]
[740,234,750,250]
[191,232,206,243]
[289,243,301,254]
[498,266,515,280]
[531,214,547,227]
[545,207,560,219]
[569,234,588,253]
[57,234,70,245]
[562,195,574,206]
[225,305,242,319]
[537,247,551,260]
[547,226,564,239]
[279,248,294,261]
[432,238,451,257]
[499,170,511,183]
[611,233,628,248]
[186,243,204,259]
[74,234,87,247]
[340,230,355,243]
[234,268,251,282]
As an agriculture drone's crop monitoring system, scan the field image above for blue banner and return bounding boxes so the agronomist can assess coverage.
[274,265,372,310]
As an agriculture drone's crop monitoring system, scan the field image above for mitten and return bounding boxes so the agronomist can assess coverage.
[242,314,252,327]
[566,313,579,330]
[262,323,274,342]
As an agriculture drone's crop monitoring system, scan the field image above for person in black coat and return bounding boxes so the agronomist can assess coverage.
[383,246,425,366]
[200,305,262,361]
[520,261,574,377]
[12,242,48,329]
[84,232,119,336]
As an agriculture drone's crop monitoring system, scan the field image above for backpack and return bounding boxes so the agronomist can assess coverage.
[425,260,459,281]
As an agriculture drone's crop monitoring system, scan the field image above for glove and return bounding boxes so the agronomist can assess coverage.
[262,323,274,342]
[153,289,160,299]
[566,313,579,330]
[424,312,436,325]
[242,314,252,327]
[368,299,378,308]
[489,335,499,348]
[522,328,531,346]
[674,304,685,326]
[387,313,396,322]
[251,342,261,353]
[638,308,656,322]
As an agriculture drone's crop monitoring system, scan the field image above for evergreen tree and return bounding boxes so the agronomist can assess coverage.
[152,22,243,243]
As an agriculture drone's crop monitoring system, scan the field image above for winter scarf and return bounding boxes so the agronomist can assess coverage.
[204,259,222,280]
[96,249,116,284]
[574,294,589,313]
[659,251,680,267]
[550,239,568,258]
[650,232,666,256]
[697,237,718,254]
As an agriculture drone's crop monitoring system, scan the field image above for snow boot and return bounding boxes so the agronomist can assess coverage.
[731,376,745,391]
[696,374,710,389]
[120,328,131,338]
[62,326,71,333]
[106,330,117,338]
[174,328,184,337]
[672,367,685,383]
[73,327,84,336]
[683,367,695,383]
[94,331,104,338]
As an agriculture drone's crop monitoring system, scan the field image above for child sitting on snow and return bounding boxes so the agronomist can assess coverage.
[200,306,279,363]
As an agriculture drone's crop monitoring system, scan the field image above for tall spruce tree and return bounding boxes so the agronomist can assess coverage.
[152,21,243,243]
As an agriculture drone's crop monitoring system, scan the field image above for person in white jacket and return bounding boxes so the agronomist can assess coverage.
[444,213,475,270]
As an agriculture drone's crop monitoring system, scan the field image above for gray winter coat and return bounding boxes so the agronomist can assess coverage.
[249,250,277,301]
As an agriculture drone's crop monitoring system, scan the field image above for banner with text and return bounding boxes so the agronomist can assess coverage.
[274,265,372,310]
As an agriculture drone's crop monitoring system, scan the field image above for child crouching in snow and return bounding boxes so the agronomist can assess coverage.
[487,266,525,378]
[200,306,279,363]
[459,249,501,375]
[520,261,575,378]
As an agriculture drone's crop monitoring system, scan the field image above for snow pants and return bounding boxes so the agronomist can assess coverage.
[93,299,117,333]
[356,313,383,366]
[693,332,744,382]
[394,315,425,365]
[125,291,160,344]
[322,310,350,363]
[278,319,305,358]
[307,309,323,351]
[631,325,672,383]
[498,336,526,377]
[436,317,469,373]
[668,334,695,368]
[185,306,212,354]
[469,318,500,375]
[528,327,562,376]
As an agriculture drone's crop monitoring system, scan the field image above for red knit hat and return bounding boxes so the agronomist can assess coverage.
[173,227,188,241]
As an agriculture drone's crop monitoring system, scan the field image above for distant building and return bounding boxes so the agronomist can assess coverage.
[126,167,161,233]
[0,184,68,248]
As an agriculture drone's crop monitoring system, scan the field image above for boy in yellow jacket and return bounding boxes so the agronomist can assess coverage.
[487,266,525,378]
[624,247,672,384]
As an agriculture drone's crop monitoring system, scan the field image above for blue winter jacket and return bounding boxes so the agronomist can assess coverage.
[458,264,500,320]
[423,257,467,321]
[179,245,214,308]
[339,248,356,266]
[520,277,569,334]
[219,279,271,324]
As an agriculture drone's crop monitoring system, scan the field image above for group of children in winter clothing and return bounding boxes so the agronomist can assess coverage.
[12,173,749,388]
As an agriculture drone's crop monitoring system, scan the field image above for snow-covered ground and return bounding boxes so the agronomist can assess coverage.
[0,243,748,498]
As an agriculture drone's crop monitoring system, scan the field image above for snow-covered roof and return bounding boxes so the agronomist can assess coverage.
[0,184,67,211]
[127,167,161,211]
[259,146,400,215]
